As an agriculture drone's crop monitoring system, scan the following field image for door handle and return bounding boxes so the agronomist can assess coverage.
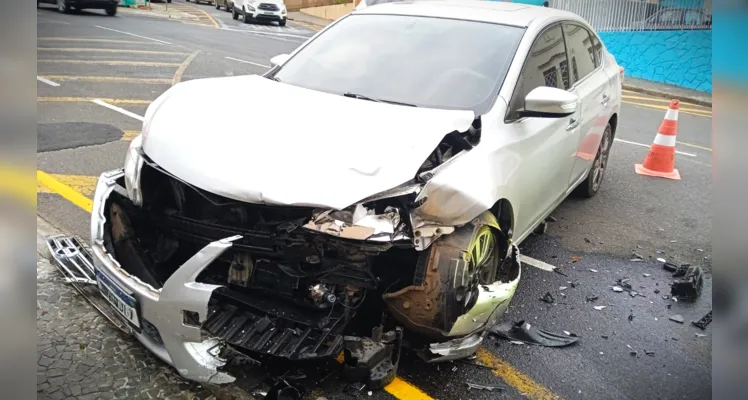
[566,117,579,131]
[601,93,610,104]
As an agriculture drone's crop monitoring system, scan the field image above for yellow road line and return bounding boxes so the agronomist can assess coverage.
[38,97,152,105]
[0,165,36,207]
[175,3,220,28]
[38,37,162,45]
[172,50,201,86]
[121,130,140,141]
[36,171,93,213]
[476,348,562,400]
[384,378,433,400]
[622,95,711,109]
[38,59,182,67]
[622,100,712,117]
[37,47,188,55]
[40,75,172,84]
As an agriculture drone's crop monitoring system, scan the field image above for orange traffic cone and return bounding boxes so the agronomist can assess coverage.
[635,99,681,180]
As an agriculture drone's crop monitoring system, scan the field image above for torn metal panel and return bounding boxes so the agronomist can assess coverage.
[425,333,483,362]
[303,205,410,242]
[46,235,97,285]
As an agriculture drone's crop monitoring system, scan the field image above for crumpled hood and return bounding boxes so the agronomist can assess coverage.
[142,75,474,210]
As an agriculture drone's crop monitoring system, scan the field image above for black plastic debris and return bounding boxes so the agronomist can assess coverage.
[692,310,712,330]
[669,315,685,324]
[342,326,402,389]
[645,350,655,357]
[466,382,507,392]
[489,321,580,347]
[628,311,635,322]
[672,264,690,278]
[629,351,638,356]
[663,262,679,272]
[585,295,599,303]
[654,289,660,294]
[344,383,367,398]
[670,265,704,300]
[601,335,609,339]
[264,379,303,400]
[540,292,555,304]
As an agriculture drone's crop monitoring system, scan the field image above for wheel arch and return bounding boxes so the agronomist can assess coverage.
[490,198,515,239]
[608,113,618,139]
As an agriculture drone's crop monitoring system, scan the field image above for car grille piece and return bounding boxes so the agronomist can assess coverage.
[46,235,97,285]
[258,3,280,11]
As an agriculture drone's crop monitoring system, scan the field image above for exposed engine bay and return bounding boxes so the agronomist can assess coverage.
[94,118,521,387]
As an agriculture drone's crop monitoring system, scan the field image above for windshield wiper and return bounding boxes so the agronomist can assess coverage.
[343,92,416,107]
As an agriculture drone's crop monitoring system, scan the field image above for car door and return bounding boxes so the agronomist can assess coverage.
[562,22,613,190]
[503,23,580,238]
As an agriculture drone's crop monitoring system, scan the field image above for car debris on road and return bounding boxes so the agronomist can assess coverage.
[691,310,712,330]
[489,320,580,347]
[465,381,507,392]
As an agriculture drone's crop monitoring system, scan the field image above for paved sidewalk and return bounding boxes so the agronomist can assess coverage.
[287,11,332,27]
[624,76,712,107]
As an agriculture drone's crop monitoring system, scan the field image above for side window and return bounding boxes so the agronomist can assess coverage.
[509,23,568,118]
[563,23,597,85]
[588,31,603,68]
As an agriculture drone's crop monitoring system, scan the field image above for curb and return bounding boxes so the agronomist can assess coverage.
[623,83,712,108]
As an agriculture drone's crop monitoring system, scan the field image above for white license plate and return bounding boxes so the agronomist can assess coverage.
[263,11,274,15]
[96,269,140,328]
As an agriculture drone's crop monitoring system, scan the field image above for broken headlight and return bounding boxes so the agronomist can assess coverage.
[123,133,145,206]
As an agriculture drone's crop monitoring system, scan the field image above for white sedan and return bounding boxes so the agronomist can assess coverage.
[89,0,621,387]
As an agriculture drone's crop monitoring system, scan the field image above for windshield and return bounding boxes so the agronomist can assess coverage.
[271,14,525,114]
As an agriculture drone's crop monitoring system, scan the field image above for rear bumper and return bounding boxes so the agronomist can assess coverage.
[90,169,237,384]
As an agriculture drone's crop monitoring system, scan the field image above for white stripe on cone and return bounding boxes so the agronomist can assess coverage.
[653,133,677,147]
[664,108,679,121]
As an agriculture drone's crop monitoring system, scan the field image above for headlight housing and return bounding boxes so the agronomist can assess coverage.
[123,134,144,206]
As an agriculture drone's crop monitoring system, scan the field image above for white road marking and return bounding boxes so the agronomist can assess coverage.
[94,25,172,45]
[615,138,697,157]
[519,255,558,272]
[37,76,60,87]
[220,26,310,40]
[38,18,71,25]
[225,56,270,68]
[91,99,145,122]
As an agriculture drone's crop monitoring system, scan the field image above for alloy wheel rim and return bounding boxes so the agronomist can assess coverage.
[592,127,611,191]
[58,0,65,11]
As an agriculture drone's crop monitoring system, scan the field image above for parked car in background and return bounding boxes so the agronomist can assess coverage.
[39,0,119,15]
[233,0,287,26]
[215,0,234,11]
[186,0,214,5]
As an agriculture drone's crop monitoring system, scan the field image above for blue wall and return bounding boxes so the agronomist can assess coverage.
[599,30,712,93]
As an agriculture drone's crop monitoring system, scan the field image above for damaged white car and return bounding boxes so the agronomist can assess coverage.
[86,0,621,388]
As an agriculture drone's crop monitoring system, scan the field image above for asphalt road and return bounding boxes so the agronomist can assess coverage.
[36,5,713,400]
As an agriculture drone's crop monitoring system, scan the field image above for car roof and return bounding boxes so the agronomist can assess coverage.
[353,0,584,28]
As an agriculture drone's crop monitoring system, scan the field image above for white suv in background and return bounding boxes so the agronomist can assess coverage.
[233,0,288,26]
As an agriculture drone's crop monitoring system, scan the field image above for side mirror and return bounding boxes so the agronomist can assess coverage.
[519,86,578,118]
[270,53,290,68]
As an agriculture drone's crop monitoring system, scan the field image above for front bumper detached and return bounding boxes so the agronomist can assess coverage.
[90,169,237,384]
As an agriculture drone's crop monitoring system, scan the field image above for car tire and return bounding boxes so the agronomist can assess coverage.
[232,6,239,19]
[243,8,252,23]
[105,6,117,16]
[574,122,613,198]
[279,18,286,26]
[215,2,220,9]
[57,0,71,13]
[167,0,172,3]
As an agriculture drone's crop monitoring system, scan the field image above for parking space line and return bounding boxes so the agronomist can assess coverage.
[676,141,712,152]
[38,59,182,67]
[476,348,561,400]
[37,47,189,55]
[91,99,145,121]
[40,75,172,84]
[94,25,172,45]
[225,56,270,68]
[615,138,697,157]
[622,94,711,110]
[384,378,434,400]
[37,174,97,196]
[172,50,202,86]
[36,171,93,213]
[38,18,71,25]
[38,37,163,45]
[37,76,60,87]
[622,100,712,117]
[39,97,152,105]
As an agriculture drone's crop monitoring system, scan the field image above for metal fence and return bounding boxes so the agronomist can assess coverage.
[549,0,712,31]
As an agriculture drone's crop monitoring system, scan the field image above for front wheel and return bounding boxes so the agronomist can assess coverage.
[215,2,220,9]
[279,18,286,26]
[243,8,252,23]
[574,123,613,198]
[105,6,117,16]
[232,6,239,19]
